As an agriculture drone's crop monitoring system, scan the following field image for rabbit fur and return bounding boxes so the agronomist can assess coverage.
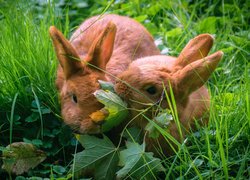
[49,14,160,134]
[114,34,223,155]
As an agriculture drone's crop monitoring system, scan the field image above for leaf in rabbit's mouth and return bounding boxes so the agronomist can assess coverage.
[90,81,128,132]
[89,108,109,125]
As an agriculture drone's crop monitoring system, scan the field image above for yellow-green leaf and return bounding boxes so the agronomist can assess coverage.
[2,142,46,175]
[93,89,128,132]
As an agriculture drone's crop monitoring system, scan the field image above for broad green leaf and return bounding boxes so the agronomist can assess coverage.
[2,142,46,175]
[117,141,165,179]
[122,127,143,143]
[94,90,127,110]
[93,89,128,132]
[73,135,119,180]
[145,111,173,138]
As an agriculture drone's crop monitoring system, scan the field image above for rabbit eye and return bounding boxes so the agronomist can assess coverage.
[145,86,157,95]
[72,94,78,103]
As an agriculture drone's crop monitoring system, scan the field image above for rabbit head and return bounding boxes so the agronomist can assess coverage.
[49,22,116,134]
[115,34,224,127]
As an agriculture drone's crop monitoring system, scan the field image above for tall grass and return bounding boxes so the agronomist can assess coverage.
[0,1,59,114]
[0,2,75,178]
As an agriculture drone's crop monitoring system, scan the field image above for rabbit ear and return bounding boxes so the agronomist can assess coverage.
[174,51,223,96]
[49,26,83,79]
[86,21,117,71]
[175,34,214,68]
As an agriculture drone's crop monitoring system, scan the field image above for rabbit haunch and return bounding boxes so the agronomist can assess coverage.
[115,34,223,154]
[49,14,160,134]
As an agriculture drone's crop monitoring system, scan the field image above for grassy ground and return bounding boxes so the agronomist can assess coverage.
[0,0,249,179]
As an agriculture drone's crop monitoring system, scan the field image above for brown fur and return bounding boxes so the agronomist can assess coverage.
[114,34,223,155]
[49,14,160,133]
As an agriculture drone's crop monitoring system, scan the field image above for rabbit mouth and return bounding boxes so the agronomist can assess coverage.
[76,126,101,134]
[73,118,102,134]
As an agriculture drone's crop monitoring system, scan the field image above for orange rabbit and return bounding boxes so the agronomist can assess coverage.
[115,34,223,154]
[49,14,160,134]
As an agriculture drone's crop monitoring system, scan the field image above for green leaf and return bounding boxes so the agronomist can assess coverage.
[11,115,21,125]
[117,141,165,179]
[122,127,143,143]
[53,165,66,175]
[15,176,27,180]
[196,16,218,34]
[145,122,160,139]
[0,146,6,151]
[2,142,46,175]
[154,112,173,127]
[56,173,73,180]
[32,106,51,114]
[145,111,173,138]
[32,139,43,147]
[42,140,53,149]
[134,15,148,23]
[147,4,161,16]
[94,90,127,110]
[23,138,43,147]
[165,27,182,38]
[93,89,128,132]
[144,22,159,35]
[98,80,115,92]
[25,113,39,122]
[31,100,51,114]
[73,135,119,180]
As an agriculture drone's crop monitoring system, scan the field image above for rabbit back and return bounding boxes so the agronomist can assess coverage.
[70,14,160,82]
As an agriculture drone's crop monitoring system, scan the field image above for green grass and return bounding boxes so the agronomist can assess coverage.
[0,0,249,179]
[0,1,58,113]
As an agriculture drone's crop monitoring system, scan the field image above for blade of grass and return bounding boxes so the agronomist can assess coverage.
[9,93,18,144]
[31,87,44,139]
